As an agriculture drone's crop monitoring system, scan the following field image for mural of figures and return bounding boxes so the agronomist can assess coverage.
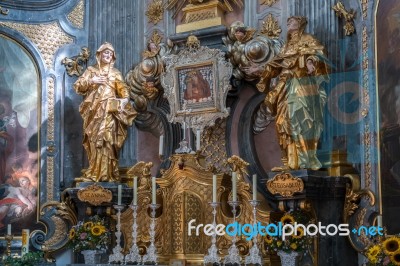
[377,1,400,234]
[0,35,39,232]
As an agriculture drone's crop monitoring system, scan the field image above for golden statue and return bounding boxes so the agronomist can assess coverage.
[73,42,137,182]
[253,16,329,171]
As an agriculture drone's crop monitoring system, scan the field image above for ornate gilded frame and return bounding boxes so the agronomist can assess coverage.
[161,36,232,131]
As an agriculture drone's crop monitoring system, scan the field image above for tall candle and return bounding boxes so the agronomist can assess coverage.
[133,176,138,205]
[21,229,30,256]
[159,135,164,156]
[253,174,257,201]
[152,176,157,205]
[212,174,217,202]
[196,129,201,151]
[7,224,11,235]
[183,122,186,140]
[377,215,383,227]
[232,172,237,201]
[117,185,122,205]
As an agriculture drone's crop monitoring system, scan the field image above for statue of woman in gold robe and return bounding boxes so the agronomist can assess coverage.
[253,16,329,171]
[74,42,137,182]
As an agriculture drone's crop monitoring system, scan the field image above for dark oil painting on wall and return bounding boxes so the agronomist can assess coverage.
[376,1,400,234]
[0,34,40,235]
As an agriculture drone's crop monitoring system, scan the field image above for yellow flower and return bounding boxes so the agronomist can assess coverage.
[84,222,94,231]
[281,214,295,225]
[390,250,400,265]
[69,228,76,239]
[277,241,282,247]
[366,245,381,263]
[265,235,273,244]
[290,243,298,250]
[293,227,304,239]
[91,225,103,236]
[383,237,400,255]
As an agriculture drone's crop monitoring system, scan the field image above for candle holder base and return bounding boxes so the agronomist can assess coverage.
[223,201,241,265]
[204,202,221,265]
[109,205,125,264]
[125,204,142,264]
[142,204,160,265]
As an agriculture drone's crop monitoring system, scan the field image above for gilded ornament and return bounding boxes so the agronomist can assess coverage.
[77,184,113,206]
[332,2,356,36]
[266,172,304,197]
[165,0,243,18]
[67,0,84,29]
[260,13,282,39]
[260,0,278,7]
[61,47,90,77]
[145,0,164,25]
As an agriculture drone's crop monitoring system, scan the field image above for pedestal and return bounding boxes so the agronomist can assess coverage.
[260,169,358,266]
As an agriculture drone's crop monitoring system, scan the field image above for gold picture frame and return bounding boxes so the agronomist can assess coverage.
[161,36,232,131]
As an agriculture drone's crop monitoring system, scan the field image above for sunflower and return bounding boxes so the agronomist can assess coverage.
[84,222,94,231]
[293,227,304,239]
[390,250,400,265]
[290,242,298,250]
[383,237,400,255]
[91,225,103,236]
[366,245,381,263]
[69,228,76,239]
[280,214,295,225]
[265,235,273,244]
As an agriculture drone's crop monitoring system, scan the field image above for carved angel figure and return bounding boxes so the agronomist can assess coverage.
[223,21,282,81]
[125,31,174,112]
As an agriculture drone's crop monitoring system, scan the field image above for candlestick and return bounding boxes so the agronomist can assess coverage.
[204,202,221,264]
[212,174,217,203]
[224,200,241,265]
[152,176,156,205]
[253,174,257,201]
[117,185,122,205]
[7,224,11,235]
[133,176,138,205]
[245,200,262,265]
[109,205,125,264]
[232,172,237,202]
[159,135,164,156]
[142,204,160,265]
[196,129,201,151]
[125,204,141,264]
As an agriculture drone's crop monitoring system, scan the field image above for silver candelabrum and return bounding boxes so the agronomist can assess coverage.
[204,202,221,265]
[244,200,262,265]
[109,204,125,264]
[142,203,160,265]
[223,200,242,265]
[125,204,141,264]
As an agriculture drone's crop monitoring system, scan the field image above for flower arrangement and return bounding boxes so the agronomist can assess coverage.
[265,210,313,254]
[68,215,110,252]
[365,235,400,265]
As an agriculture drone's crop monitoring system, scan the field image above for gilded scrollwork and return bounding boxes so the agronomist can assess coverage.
[260,0,278,6]
[332,2,356,36]
[61,47,90,77]
[223,21,282,81]
[67,0,84,29]
[260,13,282,39]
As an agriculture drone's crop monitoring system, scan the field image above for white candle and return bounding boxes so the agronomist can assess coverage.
[7,224,11,235]
[212,174,217,202]
[133,176,138,205]
[117,185,122,205]
[377,215,383,227]
[253,174,257,201]
[152,176,157,205]
[159,135,164,156]
[196,129,201,151]
[232,172,237,201]
[183,122,186,140]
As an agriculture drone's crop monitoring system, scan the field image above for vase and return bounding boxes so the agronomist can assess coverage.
[81,250,103,264]
[277,250,301,266]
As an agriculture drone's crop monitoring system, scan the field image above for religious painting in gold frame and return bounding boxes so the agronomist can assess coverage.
[161,36,232,131]
[375,0,400,234]
[0,33,41,236]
